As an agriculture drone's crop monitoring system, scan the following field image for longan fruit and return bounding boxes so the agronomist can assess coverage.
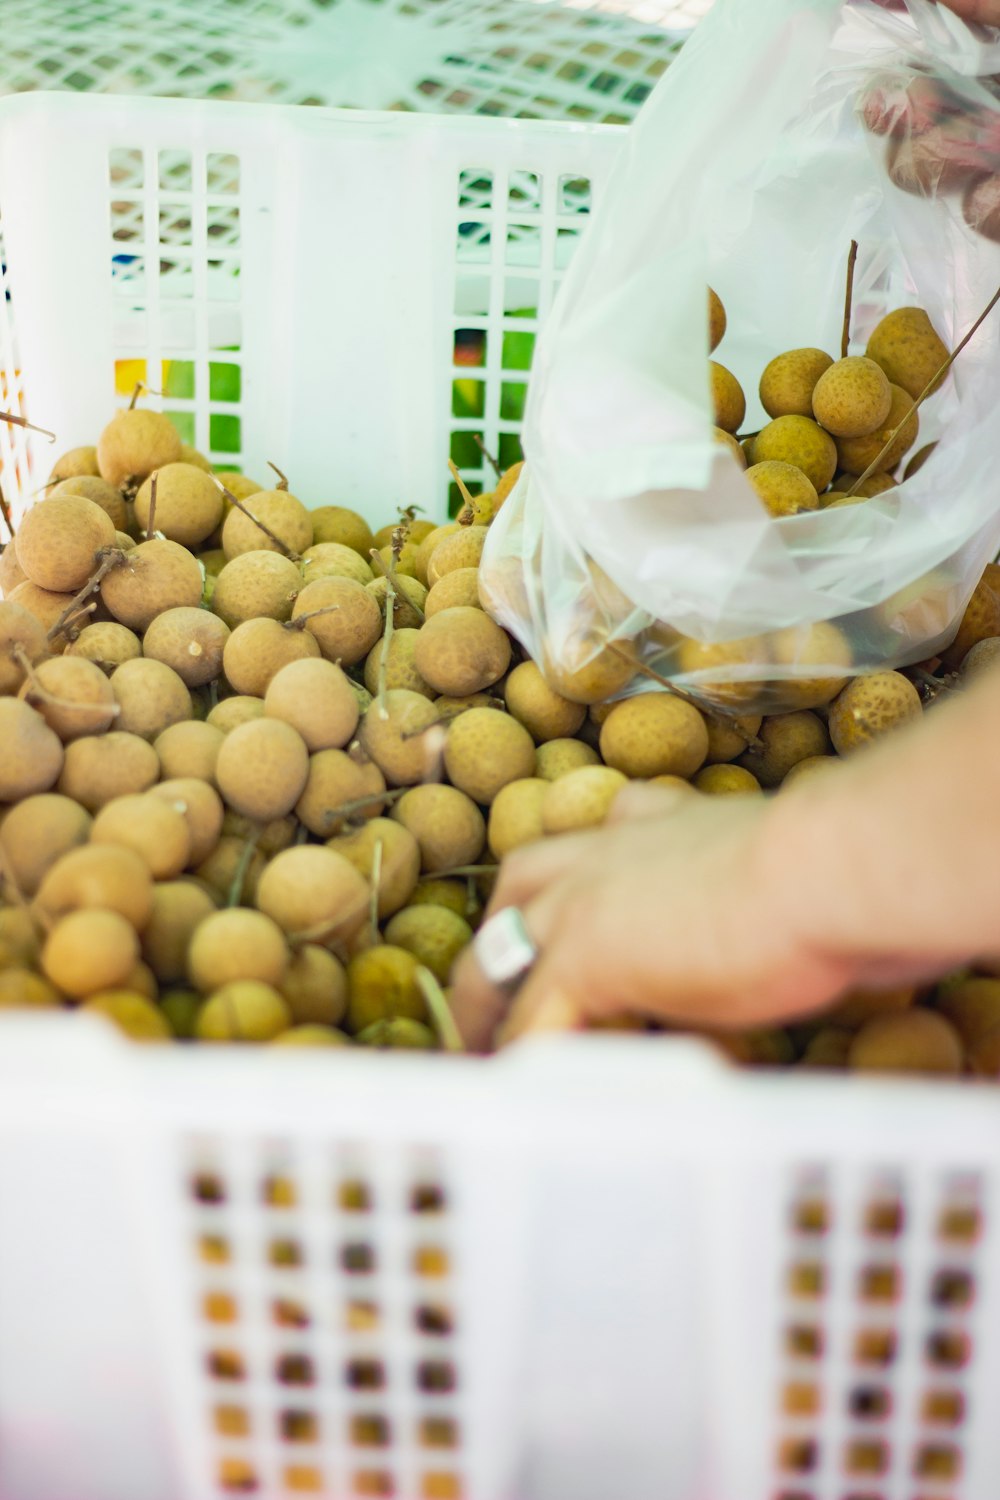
[97,409,182,489]
[444,706,536,804]
[149,778,223,865]
[310,505,374,556]
[488,777,547,857]
[827,671,921,756]
[826,985,915,1028]
[903,442,937,480]
[359,689,442,786]
[50,476,128,532]
[14,496,117,593]
[502,660,585,742]
[0,603,52,692]
[42,907,139,999]
[0,907,41,968]
[0,794,91,897]
[49,445,100,483]
[392,784,485,873]
[264,657,359,751]
[110,657,191,741]
[291,576,382,665]
[8,581,80,653]
[600,693,709,779]
[0,969,62,1008]
[272,1023,351,1047]
[211,550,302,629]
[221,812,296,857]
[414,523,459,585]
[90,793,192,879]
[188,907,289,992]
[178,444,213,473]
[424,568,483,618]
[811,356,892,438]
[221,488,312,561]
[154,720,225,783]
[0,543,27,597]
[540,635,637,705]
[704,713,762,764]
[256,844,370,945]
[215,471,263,502]
[708,287,726,353]
[65,621,141,672]
[674,634,768,710]
[541,765,628,834]
[746,461,819,518]
[364,628,434,699]
[215,718,310,821]
[222,616,321,698]
[206,695,265,734]
[413,607,511,698]
[713,428,747,470]
[83,991,172,1041]
[372,519,437,551]
[739,710,829,787]
[355,1017,436,1049]
[709,361,746,434]
[0,699,64,800]
[141,879,218,981]
[295,748,386,838]
[193,835,265,906]
[122,958,159,1002]
[939,576,1000,671]
[18,655,118,740]
[301,542,373,588]
[865,306,949,401]
[345,945,427,1033]
[694,764,761,795]
[101,538,203,630]
[383,905,472,984]
[967,1024,1000,1077]
[366,572,428,630]
[327,818,420,918]
[767,621,853,710]
[431,692,500,722]
[57,731,159,811]
[199,548,226,578]
[156,988,201,1038]
[134,463,223,547]
[280,945,348,1028]
[848,1009,963,1076]
[534,738,601,780]
[759,348,834,419]
[196,981,292,1042]
[836,384,919,475]
[935,978,1000,1048]
[798,1027,853,1069]
[143,606,230,687]
[750,416,838,493]
[425,525,489,588]
[780,754,837,788]
[408,877,481,922]
[827,472,897,498]
[961,636,1000,681]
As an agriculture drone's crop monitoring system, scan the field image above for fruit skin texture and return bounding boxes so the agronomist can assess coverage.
[939,576,1000,672]
[222,616,321,698]
[709,361,746,433]
[42,907,139,999]
[295,748,386,838]
[134,462,223,547]
[865,307,949,400]
[255,845,369,945]
[264,657,359,751]
[0,699,65,800]
[327,818,419,919]
[383,905,473,984]
[708,288,726,353]
[0,794,91,896]
[141,880,218,982]
[215,718,310,821]
[599,693,709,779]
[694,764,761,795]
[413,607,511,697]
[359,689,441,787]
[100,538,204,631]
[504,660,585,742]
[443,707,536,805]
[33,843,154,930]
[15,495,117,594]
[835,384,919,476]
[392,785,486,873]
[143,607,230,688]
[110,658,192,742]
[738,711,829,787]
[759,348,833,419]
[828,671,921,756]
[97,409,182,488]
[488,777,548,857]
[848,1009,963,1076]
[811,356,892,439]
[534,738,600,781]
[745,461,819,518]
[83,992,172,1041]
[18,656,118,741]
[211,551,302,629]
[188,908,289,992]
[291,577,382,666]
[280,946,348,1028]
[345,945,428,1033]
[750,416,838,493]
[221,488,312,560]
[541,765,628,834]
[196,982,292,1042]
[90,794,192,880]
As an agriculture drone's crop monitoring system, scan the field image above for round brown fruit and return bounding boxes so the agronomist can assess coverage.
[848,1009,963,1075]
[143,607,230,687]
[57,731,159,811]
[50,476,128,533]
[215,718,310,821]
[811,356,892,439]
[0,794,91,897]
[383,904,472,984]
[65,621,141,672]
[708,287,726,354]
[18,655,118,740]
[327,818,420,919]
[193,836,265,906]
[745,461,819,518]
[413,607,511,697]
[310,505,374,556]
[694,764,761,795]
[939,576,1000,671]
[0,698,64,800]
[359,689,442,786]
[444,707,536,805]
[345,945,428,1033]
[488,777,547,857]
[300,541,373,587]
[222,616,321,698]
[600,693,709,779]
[255,845,369,945]
[425,526,489,588]
[90,793,191,879]
[290,576,382,666]
[211,550,302,629]
[188,907,289,992]
[221,488,312,561]
[424,567,482,617]
[205,695,265,734]
[96,409,182,489]
[195,982,292,1042]
[750,416,838,493]
[534,737,601,780]
[828,671,921,756]
[503,660,585,742]
[392,784,486,873]
[738,711,829,787]
[709,362,746,434]
[363,629,434,699]
[263,657,359,751]
[110,657,191,741]
[100,538,203,631]
[42,907,139,999]
[280,945,348,1028]
[134,463,223,547]
[140,879,218,982]
[0,601,49,693]
[759,348,834,420]
[49,446,100,483]
[541,766,628,834]
[835,385,919,476]
[366,573,427,630]
[154,721,225,783]
[295,748,386,838]
[14,496,116,593]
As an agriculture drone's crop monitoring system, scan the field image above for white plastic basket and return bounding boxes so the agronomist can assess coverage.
[2,91,1000,1500]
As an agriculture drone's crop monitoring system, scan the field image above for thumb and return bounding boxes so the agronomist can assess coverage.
[496,957,588,1046]
[605,778,694,826]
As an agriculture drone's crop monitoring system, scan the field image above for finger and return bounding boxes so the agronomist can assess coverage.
[484,829,603,919]
[451,886,565,1052]
[498,977,584,1046]
[605,779,693,826]
[939,0,1000,23]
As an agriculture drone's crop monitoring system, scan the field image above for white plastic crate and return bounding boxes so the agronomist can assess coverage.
[2,90,1000,1500]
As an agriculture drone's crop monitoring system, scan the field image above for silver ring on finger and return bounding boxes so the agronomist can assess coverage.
[473,906,538,995]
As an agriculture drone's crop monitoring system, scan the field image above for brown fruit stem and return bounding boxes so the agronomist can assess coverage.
[368,548,425,625]
[214,479,301,561]
[368,837,383,947]
[417,966,465,1053]
[12,642,121,718]
[283,604,342,631]
[0,410,56,443]
[0,482,13,544]
[267,461,289,492]
[145,471,159,539]
[910,666,956,703]
[56,602,99,642]
[376,560,395,721]
[322,787,407,823]
[473,433,503,480]
[844,282,1000,498]
[448,459,478,526]
[841,240,859,360]
[129,383,143,410]
[605,641,763,750]
[227,830,262,908]
[45,547,128,643]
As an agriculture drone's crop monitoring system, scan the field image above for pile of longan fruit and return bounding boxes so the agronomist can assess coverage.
[0,353,998,1075]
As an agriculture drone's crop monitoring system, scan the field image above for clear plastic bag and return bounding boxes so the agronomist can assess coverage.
[480,0,1000,713]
